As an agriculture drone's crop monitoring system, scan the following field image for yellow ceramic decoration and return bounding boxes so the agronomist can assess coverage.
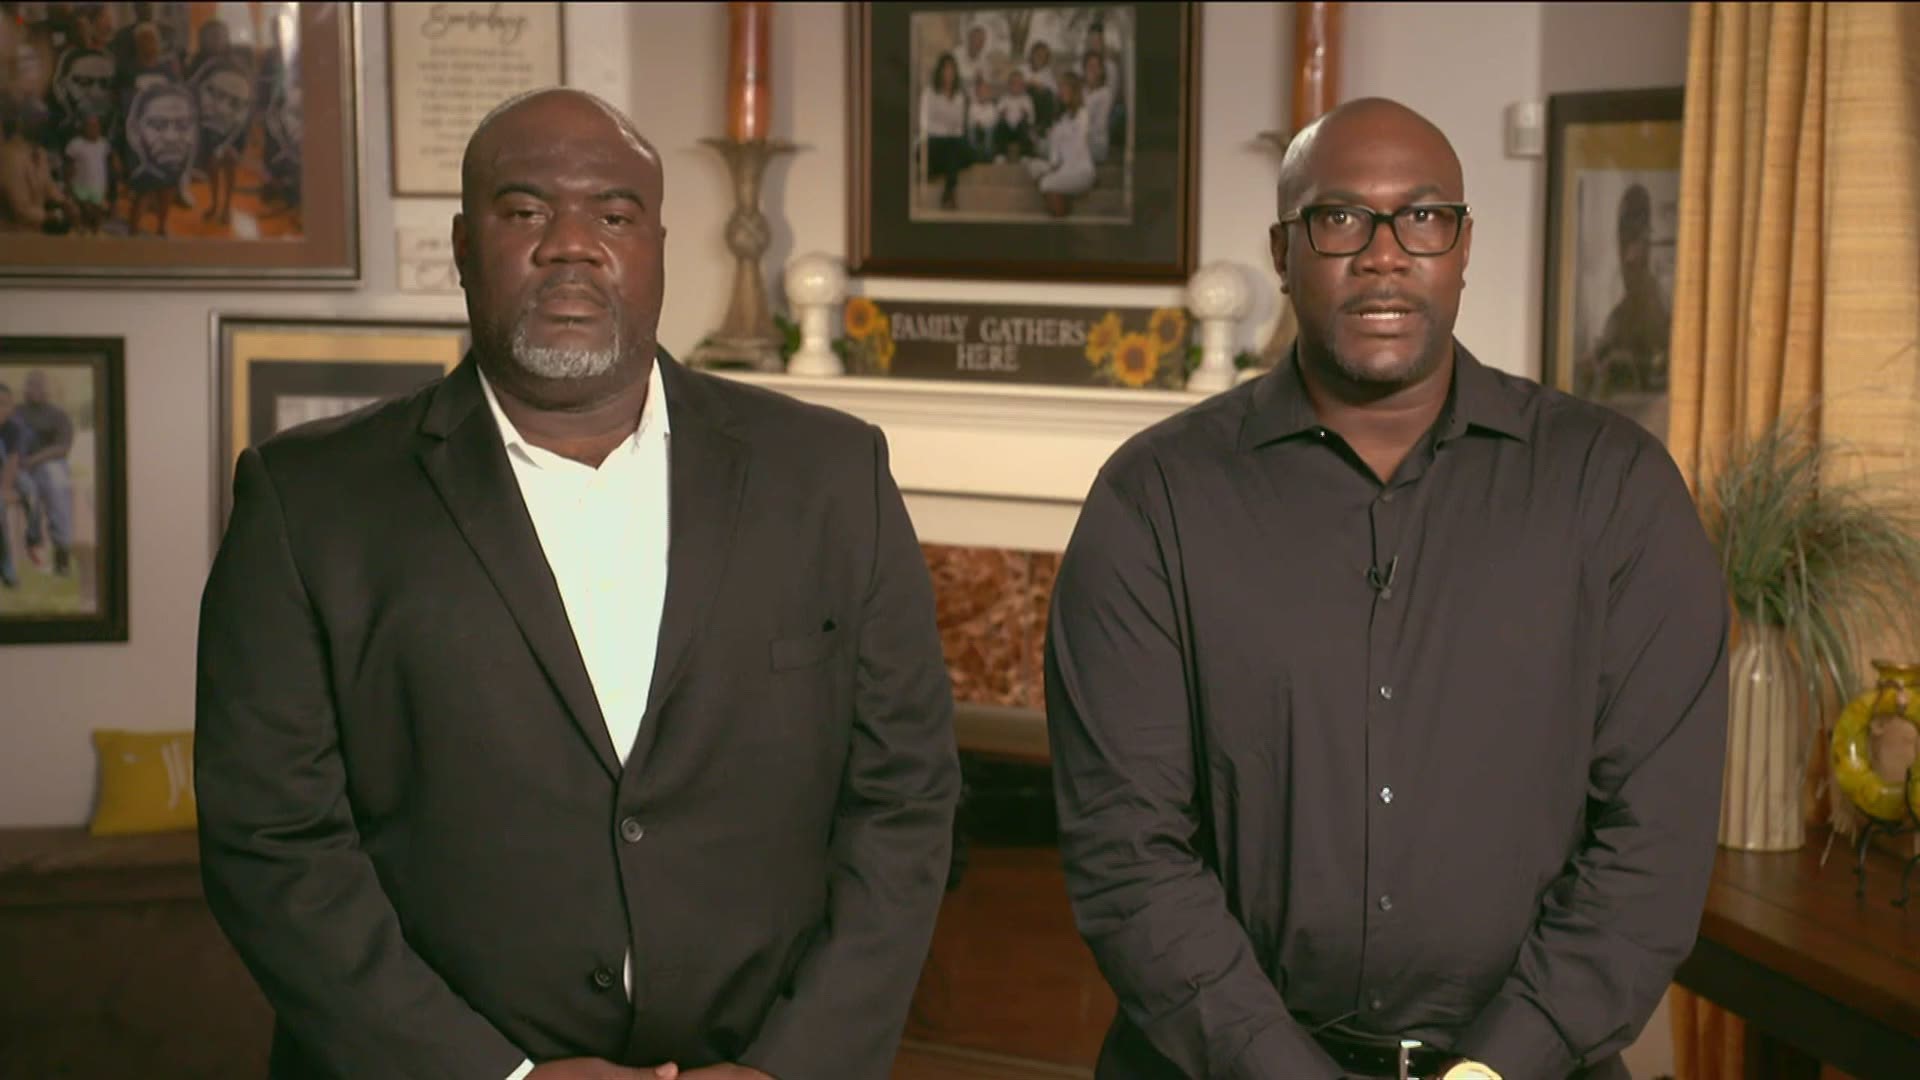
[1911,750,1920,824]
[1831,661,1920,823]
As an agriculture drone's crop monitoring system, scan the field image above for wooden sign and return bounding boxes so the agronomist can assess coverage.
[840,298,1191,390]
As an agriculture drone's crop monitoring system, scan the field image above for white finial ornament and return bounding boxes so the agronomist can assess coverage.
[1185,261,1250,393]
[783,253,847,376]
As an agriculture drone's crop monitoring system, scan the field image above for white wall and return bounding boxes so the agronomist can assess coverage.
[0,1,1690,835]
[1342,2,1548,378]
[1541,1,1692,96]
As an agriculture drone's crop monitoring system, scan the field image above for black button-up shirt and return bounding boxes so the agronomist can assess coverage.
[1046,344,1730,1079]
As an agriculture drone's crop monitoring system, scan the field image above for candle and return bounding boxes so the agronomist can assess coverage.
[1291,2,1342,130]
[727,2,772,142]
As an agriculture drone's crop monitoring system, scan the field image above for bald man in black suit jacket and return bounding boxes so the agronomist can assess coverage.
[196,89,959,1080]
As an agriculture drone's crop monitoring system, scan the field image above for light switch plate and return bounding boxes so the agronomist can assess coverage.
[1506,100,1546,159]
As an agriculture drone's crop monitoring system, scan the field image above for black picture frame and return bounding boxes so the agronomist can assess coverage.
[0,337,128,644]
[1541,86,1685,441]
[848,1,1201,283]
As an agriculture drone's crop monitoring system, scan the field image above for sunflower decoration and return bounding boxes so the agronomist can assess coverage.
[1108,332,1160,388]
[870,324,897,374]
[844,296,882,341]
[1085,311,1123,366]
[1147,307,1189,358]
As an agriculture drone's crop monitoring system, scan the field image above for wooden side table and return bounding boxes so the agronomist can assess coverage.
[1674,833,1920,1079]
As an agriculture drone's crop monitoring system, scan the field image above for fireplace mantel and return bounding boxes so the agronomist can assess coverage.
[717,371,1207,551]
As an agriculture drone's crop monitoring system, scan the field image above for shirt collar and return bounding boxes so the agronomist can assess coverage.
[1239,339,1530,450]
[478,359,670,468]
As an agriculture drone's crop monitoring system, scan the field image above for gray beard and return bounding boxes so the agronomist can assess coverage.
[509,318,620,380]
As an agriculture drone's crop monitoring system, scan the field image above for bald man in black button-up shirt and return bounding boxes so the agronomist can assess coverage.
[1046,98,1728,1080]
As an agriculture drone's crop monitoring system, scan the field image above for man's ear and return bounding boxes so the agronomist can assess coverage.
[1270,221,1290,294]
[451,213,469,288]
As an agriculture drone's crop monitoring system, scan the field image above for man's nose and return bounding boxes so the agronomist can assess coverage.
[533,210,601,264]
[1351,216,1412,275]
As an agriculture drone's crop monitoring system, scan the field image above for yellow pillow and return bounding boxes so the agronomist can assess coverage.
[89,729,197,836]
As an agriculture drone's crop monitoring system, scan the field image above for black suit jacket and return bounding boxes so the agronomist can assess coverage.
[195,353,960,1079]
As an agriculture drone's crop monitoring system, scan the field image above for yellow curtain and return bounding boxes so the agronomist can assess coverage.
[1666,2,1920,1077]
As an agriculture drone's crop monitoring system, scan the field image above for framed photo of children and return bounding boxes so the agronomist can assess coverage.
[847,2,1200,283]
[211,317,468,541]
[0,3,360,285]
[0,337,128,644]
[1541,87,1684,443]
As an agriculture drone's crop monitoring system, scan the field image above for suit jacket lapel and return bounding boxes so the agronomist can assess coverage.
[626,354,748,776]
[416,359,622,779]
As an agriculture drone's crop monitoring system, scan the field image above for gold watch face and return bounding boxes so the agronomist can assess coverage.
[1441,1063,1501,1080]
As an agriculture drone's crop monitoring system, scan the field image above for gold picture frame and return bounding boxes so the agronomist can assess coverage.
[210,316,469,546]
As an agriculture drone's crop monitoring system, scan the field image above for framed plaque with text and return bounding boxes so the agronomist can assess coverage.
[387,3,566,196]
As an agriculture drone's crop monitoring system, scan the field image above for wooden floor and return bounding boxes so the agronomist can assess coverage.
[898,839,1113,1073]
[893,1039,1093,1079]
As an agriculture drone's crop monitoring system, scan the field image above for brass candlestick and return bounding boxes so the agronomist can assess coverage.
[690,136,799,372]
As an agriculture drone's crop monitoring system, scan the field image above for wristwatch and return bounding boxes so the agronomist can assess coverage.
[1438,1061,1501,1080]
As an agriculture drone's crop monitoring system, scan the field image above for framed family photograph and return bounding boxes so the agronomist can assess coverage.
[386,2,566,196]
[0,337,127,644]
[0,2,361,285]
[211,317,468,537]
[848,1,1200,283]
[1541,86,1684,442]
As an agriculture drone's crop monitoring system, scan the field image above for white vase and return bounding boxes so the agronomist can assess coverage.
[1719,622,1808,851]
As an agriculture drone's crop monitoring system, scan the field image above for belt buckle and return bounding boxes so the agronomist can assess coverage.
[1397,1037,1423,1080]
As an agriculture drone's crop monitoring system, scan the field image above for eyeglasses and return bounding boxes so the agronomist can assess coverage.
[1279,203,1471,257]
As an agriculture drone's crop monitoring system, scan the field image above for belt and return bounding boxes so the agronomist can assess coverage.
[1311,1026,1455,1079]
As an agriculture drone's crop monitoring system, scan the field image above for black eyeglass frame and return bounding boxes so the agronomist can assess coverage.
[1278,202,1473,257]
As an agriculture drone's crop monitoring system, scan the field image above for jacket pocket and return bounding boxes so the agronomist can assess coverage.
[769,625,839,670]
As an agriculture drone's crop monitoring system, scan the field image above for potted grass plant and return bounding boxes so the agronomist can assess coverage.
[1699,416,1920,851]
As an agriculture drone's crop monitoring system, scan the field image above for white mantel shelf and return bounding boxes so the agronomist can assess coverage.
[716,371,1207,551]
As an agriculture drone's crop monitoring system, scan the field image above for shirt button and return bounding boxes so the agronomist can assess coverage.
[619,817,645,843]
[1369,993,1386,1011]
[1380,786,1394,804]
[1379,685,1394,701]
[1380,491,1395,503]
[1379,895,1394,912]
[590,966,616,991]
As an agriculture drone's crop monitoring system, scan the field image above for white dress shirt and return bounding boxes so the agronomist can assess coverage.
[1018,60,1056,96]
[952,44,991,89]
[998,90,1035,130]
[1027,106,1095,195]
[481,361,671,1080]
[1083,82,1115,164]
[919,86,966,138]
